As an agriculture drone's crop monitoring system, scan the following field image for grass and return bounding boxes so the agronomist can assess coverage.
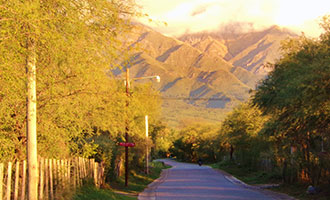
[110,161,171,194]
[210,161,282,185]
[211,161,330,200]
[271,183,330,200]
[73,161,170,200]
[73,185,136,200]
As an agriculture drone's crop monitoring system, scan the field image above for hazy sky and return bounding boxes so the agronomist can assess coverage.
[136,0,330,37]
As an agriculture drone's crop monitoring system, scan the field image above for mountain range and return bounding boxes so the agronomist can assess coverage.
[119,24,296,126]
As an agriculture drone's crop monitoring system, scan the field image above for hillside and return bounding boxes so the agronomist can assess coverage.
[119,25,296,126]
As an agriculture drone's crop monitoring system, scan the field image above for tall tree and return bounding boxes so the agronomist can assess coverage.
[219,103,268,166]
[252,16,330,184]
[1,0,137,198]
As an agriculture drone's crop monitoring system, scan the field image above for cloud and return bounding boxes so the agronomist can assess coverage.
[190,2,217,17]
[190,6,207,17]
[137,0,330,37]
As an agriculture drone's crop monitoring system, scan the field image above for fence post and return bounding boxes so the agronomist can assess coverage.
[79,158,82,185]
[100,162,105,187]
[6,162,12,200]
[55,159,60,199]
[73,159,76,189]
[21,161,27,200]
[84,158,87,178]
[14,161,20,200]
[60,160,65,188]
[77,158,81,181]
[78,158,82,186]
[63,160,67,186]
[75,158,78,187]
[94,162,98,188]
[45,159,49,200]
[66,160,69,185]
[54,160,58,188]
[66,160,70,185]
[39,158,44,200]
[90,159,94,178]
[49,160,54,200]
[83,158,87,179]
[0,163,3,200]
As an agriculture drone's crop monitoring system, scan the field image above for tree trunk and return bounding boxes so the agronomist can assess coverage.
[282,159,288,183]
[26,40,38,200]
[230,145,234,161]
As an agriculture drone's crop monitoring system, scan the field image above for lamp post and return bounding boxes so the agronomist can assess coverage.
[124,68,159,186]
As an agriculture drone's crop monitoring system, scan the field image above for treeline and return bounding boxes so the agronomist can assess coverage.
[170,16,330,186]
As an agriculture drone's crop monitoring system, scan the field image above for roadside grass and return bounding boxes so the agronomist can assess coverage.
[110,161,171,194]
[211,161,330,200]
[210,161,281,185]
[73,184,136,200]
[73,161,170,200]
[271,183,330,200]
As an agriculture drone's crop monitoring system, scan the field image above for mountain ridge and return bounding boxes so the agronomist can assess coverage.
[120,24,296,126]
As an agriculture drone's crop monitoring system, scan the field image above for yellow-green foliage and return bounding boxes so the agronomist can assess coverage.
[218,103,269,167]
[0,0,144,162]
[171,123,219,162]
[150,121,178,158]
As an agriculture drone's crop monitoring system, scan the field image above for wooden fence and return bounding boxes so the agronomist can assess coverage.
[0,157,104,200]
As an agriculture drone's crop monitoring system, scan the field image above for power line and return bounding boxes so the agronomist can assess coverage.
[161,97,229,101]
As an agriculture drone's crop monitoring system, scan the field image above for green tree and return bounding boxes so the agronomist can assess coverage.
[171,124,219,163]
[0,0,137,159]
[219,103,268,168]
[150,120,177,158]
[0,0,167,192]
[252,16,330,184]
[1,1,138,197]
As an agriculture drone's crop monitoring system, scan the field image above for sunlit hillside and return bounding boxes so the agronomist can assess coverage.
[119,24,296,126]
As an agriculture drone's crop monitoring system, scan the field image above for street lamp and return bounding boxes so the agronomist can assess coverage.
[123,68,160,186]
[131,75,160,83]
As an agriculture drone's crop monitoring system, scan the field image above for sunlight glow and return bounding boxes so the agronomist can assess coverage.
[137,0,330,37]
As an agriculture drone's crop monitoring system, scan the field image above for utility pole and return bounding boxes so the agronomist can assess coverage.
[26,43,38,200]
[125,68,130,187]
[123,68,159,186]
[145,115,149,174]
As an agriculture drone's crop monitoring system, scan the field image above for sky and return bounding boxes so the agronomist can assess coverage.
[136,0,330,37]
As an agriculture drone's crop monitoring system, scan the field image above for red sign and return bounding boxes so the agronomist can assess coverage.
[119,142,135,147]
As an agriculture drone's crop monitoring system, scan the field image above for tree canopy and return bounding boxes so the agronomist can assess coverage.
[0,0,144,162]
[252,16,330,184]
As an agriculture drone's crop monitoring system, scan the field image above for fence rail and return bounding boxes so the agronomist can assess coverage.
[0,157,104,200]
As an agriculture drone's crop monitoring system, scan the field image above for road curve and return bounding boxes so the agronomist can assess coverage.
[138,159,295,200]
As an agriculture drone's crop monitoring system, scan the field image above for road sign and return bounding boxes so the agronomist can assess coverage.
[119,142,135,147]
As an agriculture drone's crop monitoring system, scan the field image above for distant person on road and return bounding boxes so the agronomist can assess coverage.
[198,158,203,166]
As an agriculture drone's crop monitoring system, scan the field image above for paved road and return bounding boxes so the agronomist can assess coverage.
[139,159,295,200]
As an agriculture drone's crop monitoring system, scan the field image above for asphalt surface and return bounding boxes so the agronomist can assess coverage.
[138,159,295,200]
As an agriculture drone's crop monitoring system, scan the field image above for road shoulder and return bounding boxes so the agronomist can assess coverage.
[138,168,170,200]
[214,168,297,200]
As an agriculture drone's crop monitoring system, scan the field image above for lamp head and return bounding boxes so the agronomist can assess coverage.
[156,76,160,83]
